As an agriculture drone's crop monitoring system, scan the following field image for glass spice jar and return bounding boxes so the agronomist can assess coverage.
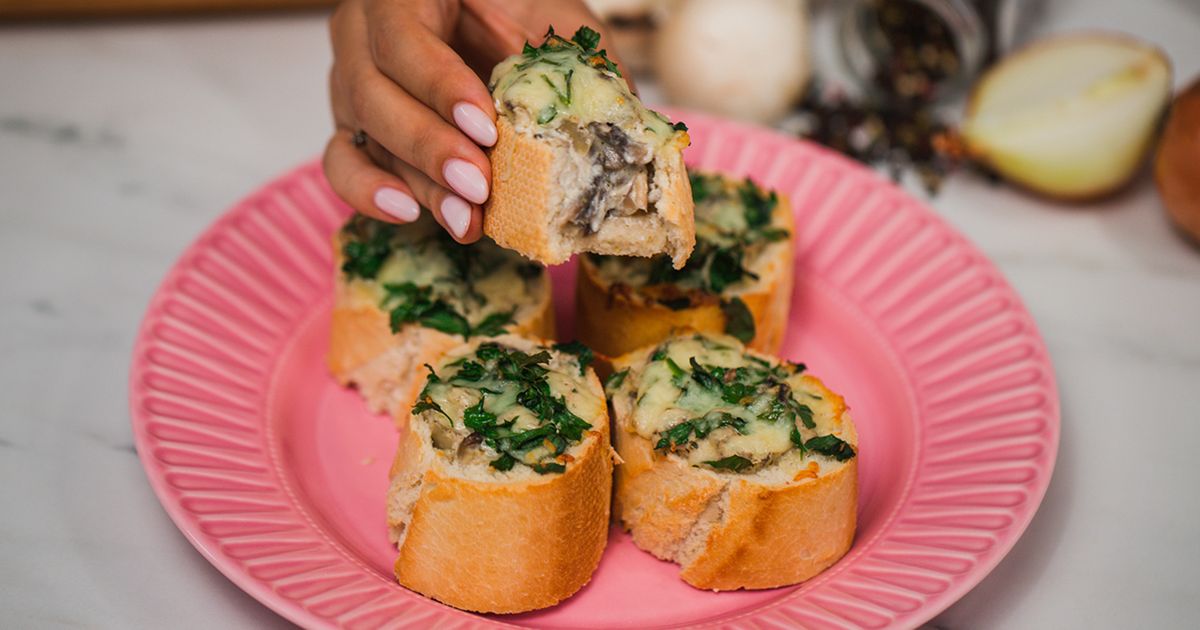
[838,0,1031,103]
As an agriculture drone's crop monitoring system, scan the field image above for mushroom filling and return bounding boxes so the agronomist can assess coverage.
[488,26,687,237]
[571,122,655,235]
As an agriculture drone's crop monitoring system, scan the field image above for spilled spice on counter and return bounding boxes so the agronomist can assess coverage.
[787,83,970,195]
[787,0,1004,194]
[866,0,964,102]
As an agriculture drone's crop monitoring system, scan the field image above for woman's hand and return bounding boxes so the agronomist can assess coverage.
[324,0,621,242]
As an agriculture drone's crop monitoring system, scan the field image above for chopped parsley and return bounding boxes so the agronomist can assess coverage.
[411,364,452,422]
[340,215,398,280]
[552,340,594,376]
[518,25,621,77]
[703,455,753,472]
[804,434,856,461]
[338,215,538,339]
[720,297,756,343]
[503,25,691,138]
[738,180,779,230]
[644,336,855,473]
[656,411,748,451]
[690,173,712,203]
[382,282,515,339]
[412,342,594,474]
[604,368,629,394]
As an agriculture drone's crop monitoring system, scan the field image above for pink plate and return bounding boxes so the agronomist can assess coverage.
[130,111,1058,629]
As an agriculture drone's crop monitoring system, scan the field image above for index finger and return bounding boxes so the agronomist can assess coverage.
[365,0,499,147]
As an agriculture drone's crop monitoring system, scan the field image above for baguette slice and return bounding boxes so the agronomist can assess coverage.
[387,334,614,613]
[328,214,554,416]
[577,174,794,357]
[609,332,857,590]
[484,26,695,267]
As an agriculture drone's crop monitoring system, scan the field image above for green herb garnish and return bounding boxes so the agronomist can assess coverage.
[804,434,856,461]
[644,336,855,472]
[411,342,596,474]
[571,25,601,50]
[641,176,788,303]
[340,215,398,280]
[720,296,756,343]
[790,424,806,453]
[381,282,513,339]
[688,357,721,390]
[664,356,688,386]
[411,365,452,422]
[451,360,486,382]
[604,368,628,395]
[552,340,594,376]
[490,453,517,471]
[518,25,622,78]
[703,455,753,472]
[690,173,712,203]
[738,180,778,229]
[340,215,527,339]
[655,411,747,451]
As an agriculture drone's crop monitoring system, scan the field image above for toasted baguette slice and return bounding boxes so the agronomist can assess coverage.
[484,26,695,267]
[608,332,857,590]
[328,214,553,415]
[387,334,614,613]
[577,174,794,357]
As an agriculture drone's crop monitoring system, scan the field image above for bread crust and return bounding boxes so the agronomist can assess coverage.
[387,338,614,613]
[484,117,695,267]
[611,345,857,591]
[326,234,555,415]
[575,194,794,357]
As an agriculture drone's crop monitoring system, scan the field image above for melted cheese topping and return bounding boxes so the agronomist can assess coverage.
[417,339,603,475]
[622,334,847,472]
[340,214,543,327]
[490,43,680,147]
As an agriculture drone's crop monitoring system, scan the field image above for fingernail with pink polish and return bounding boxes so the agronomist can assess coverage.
[373,187,420,222]
[441,195,472,240]
[453,102,497,147]
[443,158,489,205]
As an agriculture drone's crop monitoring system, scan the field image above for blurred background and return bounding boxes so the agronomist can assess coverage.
[2,0,1199,629]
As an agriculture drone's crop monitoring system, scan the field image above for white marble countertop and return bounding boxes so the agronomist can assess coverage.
[2,1,1199,628]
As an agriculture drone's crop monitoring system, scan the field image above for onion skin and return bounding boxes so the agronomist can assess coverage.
[1155,77,1200,245]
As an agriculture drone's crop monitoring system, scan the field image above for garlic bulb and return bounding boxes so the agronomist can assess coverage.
[653,0,810,124]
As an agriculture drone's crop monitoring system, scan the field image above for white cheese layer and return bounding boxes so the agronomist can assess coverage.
[341,214,543,327]
[417,339,603,476]
[627,334,845,471]
[490,45,678,144]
